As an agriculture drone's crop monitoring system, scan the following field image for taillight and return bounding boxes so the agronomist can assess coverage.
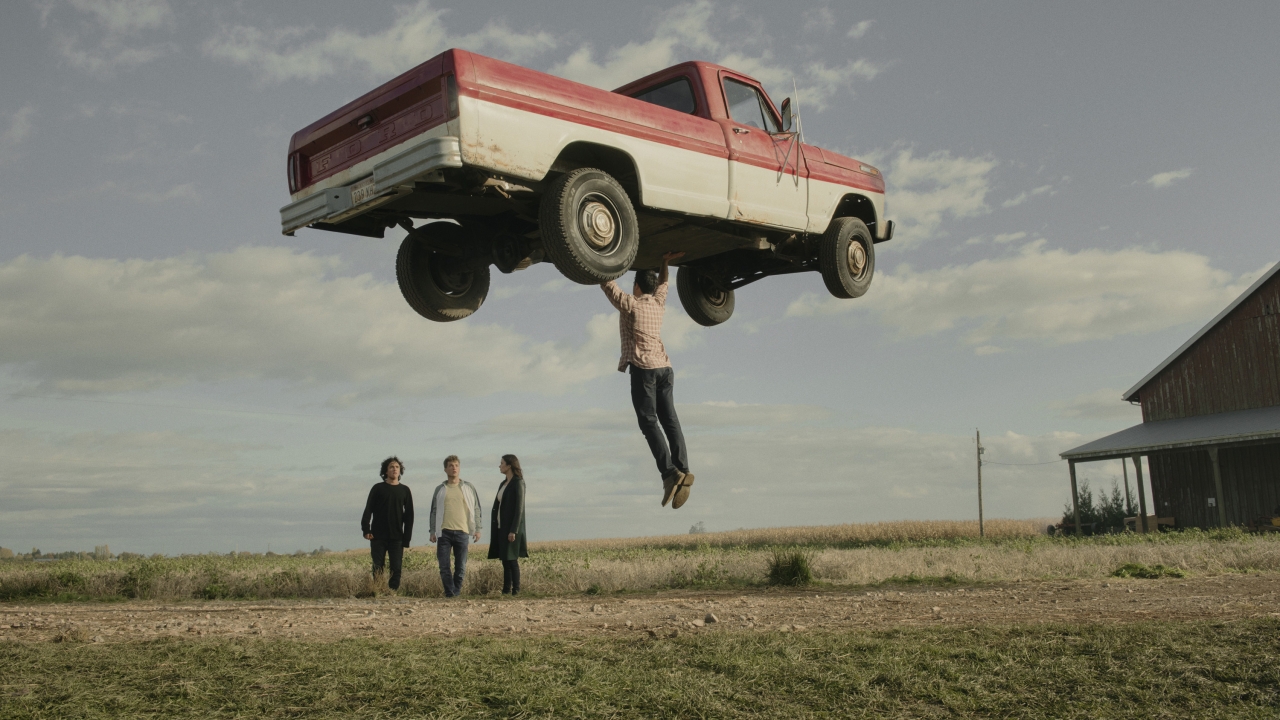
[446,73,459,119]
[287,152,309,193]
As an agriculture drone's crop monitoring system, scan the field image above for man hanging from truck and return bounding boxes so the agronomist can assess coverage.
[601,252,695,509]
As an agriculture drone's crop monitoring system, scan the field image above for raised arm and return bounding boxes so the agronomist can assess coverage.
[600,280,632,311]
[658,252,684,287]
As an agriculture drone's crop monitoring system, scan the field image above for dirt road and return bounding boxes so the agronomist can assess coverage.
[3,573,1278,643]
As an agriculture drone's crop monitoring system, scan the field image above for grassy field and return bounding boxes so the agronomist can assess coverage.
[3,619,1278,718]
[5,521,1280,718]
[3,520,1280,602]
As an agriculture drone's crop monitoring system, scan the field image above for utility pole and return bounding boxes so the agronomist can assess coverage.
[976,429,985,538]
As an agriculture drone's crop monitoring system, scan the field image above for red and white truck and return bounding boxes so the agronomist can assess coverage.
[281,48,892,324]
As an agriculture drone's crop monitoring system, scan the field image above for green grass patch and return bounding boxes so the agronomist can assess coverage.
[767,548,815,586]
[2,619,1277,718]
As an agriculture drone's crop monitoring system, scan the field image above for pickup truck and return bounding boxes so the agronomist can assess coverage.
[281,48,892,325]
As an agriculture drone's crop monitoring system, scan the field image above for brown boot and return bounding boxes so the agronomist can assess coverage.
[661,472,683,507]
[671,472,695,509]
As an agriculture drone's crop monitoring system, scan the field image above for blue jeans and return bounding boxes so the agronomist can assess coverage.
[629,365,688,480]
[436,529,470,597]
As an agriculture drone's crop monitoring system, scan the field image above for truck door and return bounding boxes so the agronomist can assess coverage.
[718,74,807,231]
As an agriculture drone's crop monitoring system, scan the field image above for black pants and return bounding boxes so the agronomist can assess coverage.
[370,538,404,590]
[630,365,688,479]
[501,559,521,594]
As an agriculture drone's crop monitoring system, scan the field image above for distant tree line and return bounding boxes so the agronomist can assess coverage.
[0,545,335,562]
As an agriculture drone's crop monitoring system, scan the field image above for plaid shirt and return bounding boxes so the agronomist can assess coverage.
[601,280,671,372]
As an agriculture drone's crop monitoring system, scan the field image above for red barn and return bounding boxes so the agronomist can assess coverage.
[1061,261,1280,532]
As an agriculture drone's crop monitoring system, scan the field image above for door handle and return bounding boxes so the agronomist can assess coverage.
[732,127,750,134]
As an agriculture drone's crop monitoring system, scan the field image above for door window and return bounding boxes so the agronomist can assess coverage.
[723,78,779,133]
[630,78,697,115]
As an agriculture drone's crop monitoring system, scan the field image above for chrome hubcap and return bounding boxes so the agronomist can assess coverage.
[700,277,728,307]
[580,197,617,250]
[847,240,867,278]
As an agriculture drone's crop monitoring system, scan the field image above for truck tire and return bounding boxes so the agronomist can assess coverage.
[677,266,735,327]
[539,168,639,284]
[396,224,490,322]
[819,217,875,299]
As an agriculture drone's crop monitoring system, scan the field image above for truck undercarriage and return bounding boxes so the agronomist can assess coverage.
[308,165,879,326]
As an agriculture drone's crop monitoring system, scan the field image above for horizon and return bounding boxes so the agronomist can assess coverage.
[2,1,1277,555]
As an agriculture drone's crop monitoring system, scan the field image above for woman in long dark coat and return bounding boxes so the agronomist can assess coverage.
[488,454,528,594]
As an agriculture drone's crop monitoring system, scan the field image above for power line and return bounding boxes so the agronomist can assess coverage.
[981,458,1065,467]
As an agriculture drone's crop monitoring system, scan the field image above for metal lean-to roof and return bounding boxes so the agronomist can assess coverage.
[1060,404,1280,461]
[1123,261,1280,402]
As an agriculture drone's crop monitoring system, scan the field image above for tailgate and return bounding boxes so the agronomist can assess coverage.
[286,52,459,196]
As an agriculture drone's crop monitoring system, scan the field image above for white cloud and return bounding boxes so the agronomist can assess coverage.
[803,8,836,33]
[787,243,1266,348]
[468,403,1083,532]
[66,0,172,33]
[1146,168,1193,189]
[0,247,618,400]
[847,20,874,39]
[0,400,1087,550]
[43,0,175,72]
[552,2,881,110]
[1052,388,1143,422]
[880,148,998,247]
[2,106,36,146]
[1001,183,1053,208]
[0,425,371,554]
[992,231,1028,244]
[797,59,885,110]
[552,1,720,90]
[204,1,556,84]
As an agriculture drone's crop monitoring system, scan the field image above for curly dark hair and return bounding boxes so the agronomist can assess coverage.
[635,269,659,295]
[380,456,404,480]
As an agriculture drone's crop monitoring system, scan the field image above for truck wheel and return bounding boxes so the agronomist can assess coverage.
[677,266,735,327]
[539,168,639,284]
[396,224,490,322]
[819,217,875,299]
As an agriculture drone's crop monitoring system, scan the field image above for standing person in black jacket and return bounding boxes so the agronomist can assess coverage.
[488,454,528,595]
[361,456,414,591]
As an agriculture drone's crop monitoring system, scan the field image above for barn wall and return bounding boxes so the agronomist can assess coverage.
[1139,273,1280,422]
[1148,442,1280,528]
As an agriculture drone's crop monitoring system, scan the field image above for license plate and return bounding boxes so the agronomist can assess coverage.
[349,176,377,206]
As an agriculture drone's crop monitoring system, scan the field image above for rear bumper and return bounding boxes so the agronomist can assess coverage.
[875,219,895,243]
[280,136,463,235]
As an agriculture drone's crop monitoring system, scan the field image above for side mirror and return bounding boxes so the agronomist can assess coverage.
[779,97,793,132]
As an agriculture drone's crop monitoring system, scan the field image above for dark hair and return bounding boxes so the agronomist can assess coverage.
[380,456,404,479]
[501,454,524,479]
[635,269,659,295]
[443,454,460,469]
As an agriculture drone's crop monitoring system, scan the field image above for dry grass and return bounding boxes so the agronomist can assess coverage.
[520,518,1050,552]
[3,520,1277,602]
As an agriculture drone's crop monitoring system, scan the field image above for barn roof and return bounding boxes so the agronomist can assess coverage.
[1123,261,1280,402]
[1060,404,1280,461]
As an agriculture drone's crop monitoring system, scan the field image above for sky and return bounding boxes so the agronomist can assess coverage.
[1,0,1277,555]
